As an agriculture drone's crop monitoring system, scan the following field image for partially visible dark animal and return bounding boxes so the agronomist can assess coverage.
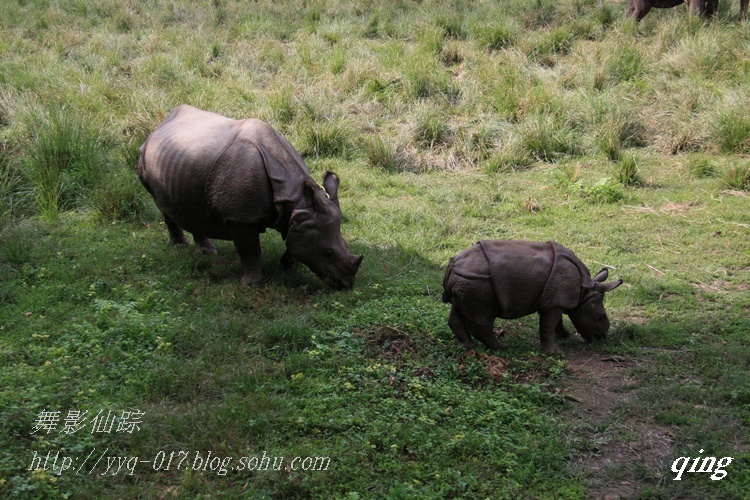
[138,105,362,288]
[442,240,622,353]
[625,0,743,20]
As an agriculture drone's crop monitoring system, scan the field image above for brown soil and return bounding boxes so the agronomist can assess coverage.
[562,350,674,499]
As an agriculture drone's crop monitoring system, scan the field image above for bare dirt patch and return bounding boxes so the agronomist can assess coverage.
[357,325,421,360]
[562,350,675,499]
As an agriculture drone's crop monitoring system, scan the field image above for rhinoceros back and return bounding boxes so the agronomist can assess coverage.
[138,105,306,239]
[478,240,584,316]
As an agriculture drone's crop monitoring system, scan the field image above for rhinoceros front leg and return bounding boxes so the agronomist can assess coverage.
[228,222,265,286]
[538,308,564,353]
[555,317,571,339]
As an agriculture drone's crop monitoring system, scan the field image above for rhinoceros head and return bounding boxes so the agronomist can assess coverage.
[568,268,622,342]
[285,171,362,290]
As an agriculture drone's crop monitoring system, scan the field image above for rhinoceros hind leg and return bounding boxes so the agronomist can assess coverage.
[193,236,218,255]
[469,322,502,351]
[228,222,266,286]
[163,214,189,247]
[447,305,477,349]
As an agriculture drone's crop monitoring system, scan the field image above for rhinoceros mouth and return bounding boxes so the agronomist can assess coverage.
[325,277,354,290]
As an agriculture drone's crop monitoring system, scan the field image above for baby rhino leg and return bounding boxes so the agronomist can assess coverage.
[468,322,502,350]
[448,305,476,349]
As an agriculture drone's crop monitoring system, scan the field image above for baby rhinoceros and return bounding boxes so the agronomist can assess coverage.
[442,240,622,353]
[138,105,362,289]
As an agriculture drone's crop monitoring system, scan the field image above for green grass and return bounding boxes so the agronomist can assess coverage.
[2,0,750,497]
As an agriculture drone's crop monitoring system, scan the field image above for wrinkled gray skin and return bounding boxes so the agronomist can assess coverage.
[138,105,362,289]
[442,240,622,353]
[626,0,745,20]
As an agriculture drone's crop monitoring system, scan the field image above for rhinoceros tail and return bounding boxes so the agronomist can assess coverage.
[442,257,455,303]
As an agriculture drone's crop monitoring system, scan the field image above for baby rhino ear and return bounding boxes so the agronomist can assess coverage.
[587,268,622,293]
[592,268,609,282]
[322,171,340,208]
[593,279,623,293]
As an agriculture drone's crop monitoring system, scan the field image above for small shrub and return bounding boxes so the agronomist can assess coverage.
[723,164,750,191]
[616,153,643,186]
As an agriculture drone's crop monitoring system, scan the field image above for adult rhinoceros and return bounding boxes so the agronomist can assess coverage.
[137,105,362,289]
[626,0,747,20]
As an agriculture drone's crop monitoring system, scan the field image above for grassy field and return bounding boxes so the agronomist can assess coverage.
[1,0,749,497]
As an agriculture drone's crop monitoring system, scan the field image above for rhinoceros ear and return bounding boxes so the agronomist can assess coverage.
[592,279,623,293]
[592,268,609,282]
[323,171,340,208]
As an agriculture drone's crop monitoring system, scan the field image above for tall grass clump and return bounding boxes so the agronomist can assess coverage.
[267,86,296,126]
[714,107,750,154]
[411,107,452,149]
[520,112,581,163]
[616,153,643,186]
[90,163,153,221]
[473,22,518,51]
[604,44,647,86]
[723,164,750,190]
[23,111,107,220]
[0,145,27,228]
[589,94,646,160]
[530,25,578,64]
[435,13,466,40]
[401,55,458,100]
[688,157,717,178]
[362,136,414,172]
[296,119,352,158]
